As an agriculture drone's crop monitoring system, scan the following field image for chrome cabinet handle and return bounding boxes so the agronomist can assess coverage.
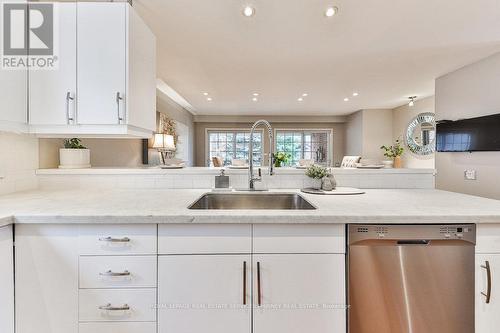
[98,303,130,311]
[257,261,262,306]
[243,261,247,305]
[481,261,492,304]
[66,92,75,124]
[99,270,131,277]
[98,236,130,243]
[116,92,124,124]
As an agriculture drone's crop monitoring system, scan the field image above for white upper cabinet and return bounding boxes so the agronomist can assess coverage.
[29,2,77,126]
[76,2,127,126]
[29,2,156,137]
[0,2,28,132]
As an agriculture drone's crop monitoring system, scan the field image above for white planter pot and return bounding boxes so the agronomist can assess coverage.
[59,149,91,169]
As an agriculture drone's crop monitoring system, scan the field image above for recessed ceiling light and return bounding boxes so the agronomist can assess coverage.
[243,6,255,17]
[298,97,304,102]
[252,97,258,102]
[344,97,349,102]
[302,93,308,97]
[352,92,359,97]
[203,92,209,96]
[253,93,259,96]
[207,97,212,101]
[325,6,339,17]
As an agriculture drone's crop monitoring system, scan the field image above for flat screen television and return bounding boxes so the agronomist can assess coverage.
[436,113,500,152]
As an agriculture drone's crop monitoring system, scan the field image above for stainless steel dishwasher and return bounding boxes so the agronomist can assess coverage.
[348,224,475,333]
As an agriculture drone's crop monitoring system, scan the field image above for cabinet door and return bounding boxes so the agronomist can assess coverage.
[158,255,251,333]
[253,254,346,333]
[15,225,78,333]
[0,226,14,333]
[476,254,500,332]
[77,2,126,125]
[29,2,76,125]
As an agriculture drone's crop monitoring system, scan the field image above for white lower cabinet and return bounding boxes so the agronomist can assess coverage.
[253,254,346,333]
[475,254,500,332]
[0,225,14,333]
[475,224,500,332]
[158,225,346,333]
[15,224,79,333]
[158,255,252,333]
[14,223,347,333]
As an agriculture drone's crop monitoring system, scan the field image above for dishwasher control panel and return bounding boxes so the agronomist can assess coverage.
[349,224,476,244]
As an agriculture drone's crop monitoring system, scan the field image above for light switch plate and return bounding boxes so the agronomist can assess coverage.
[464,170,477,180]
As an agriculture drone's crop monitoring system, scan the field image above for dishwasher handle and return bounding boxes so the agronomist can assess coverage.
[397,240,430,245]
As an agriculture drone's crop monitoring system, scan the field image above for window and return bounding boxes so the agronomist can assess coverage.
[207,130,263,166]
[275,129,332,166]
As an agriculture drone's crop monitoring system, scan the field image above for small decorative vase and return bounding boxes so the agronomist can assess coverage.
[393,156,402,169]
[321,177,333,191]
[311,178,322,190]
[382,160,394,168]
[327,173,337,190]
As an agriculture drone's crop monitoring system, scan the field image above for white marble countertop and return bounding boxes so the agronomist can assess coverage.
[0,188,499,226]
[36,167,436,175]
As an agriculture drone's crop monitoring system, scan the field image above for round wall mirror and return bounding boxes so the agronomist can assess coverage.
[405,112,436,155]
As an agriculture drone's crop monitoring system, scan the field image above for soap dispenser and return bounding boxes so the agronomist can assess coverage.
[214,169,230,190]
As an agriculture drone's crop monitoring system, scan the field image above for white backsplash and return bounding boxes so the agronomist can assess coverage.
[37,169,435,191]
[0,132,39,195]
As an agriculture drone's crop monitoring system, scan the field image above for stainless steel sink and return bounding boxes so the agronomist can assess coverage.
[188,192,316,210]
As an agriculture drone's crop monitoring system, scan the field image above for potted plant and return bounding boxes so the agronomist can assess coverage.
[305,164,329,189]
[59,138,91,169]
[273,152,291,167]
[380,139,404,168]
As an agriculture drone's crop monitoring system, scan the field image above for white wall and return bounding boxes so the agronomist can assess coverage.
[392,96,435,169]
[362,109,393,161]
[435,52,500,199]
[0,132,38,195]
[345,111,363,156]
[345,109,393,162]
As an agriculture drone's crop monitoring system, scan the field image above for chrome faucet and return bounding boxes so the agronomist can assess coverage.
[248,119,274,190]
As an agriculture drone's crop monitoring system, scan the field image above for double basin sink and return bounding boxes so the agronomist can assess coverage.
[189,192,316,210]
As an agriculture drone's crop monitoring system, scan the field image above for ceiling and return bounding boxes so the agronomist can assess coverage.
[134,0,500,116]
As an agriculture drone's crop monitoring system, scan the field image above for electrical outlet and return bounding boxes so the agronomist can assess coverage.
[464,170,477,180]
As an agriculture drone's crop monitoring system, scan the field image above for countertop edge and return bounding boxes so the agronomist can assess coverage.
[8,214,498,225]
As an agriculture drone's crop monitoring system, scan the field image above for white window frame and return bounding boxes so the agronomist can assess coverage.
[205,128,265,166]
[273,128,334,166]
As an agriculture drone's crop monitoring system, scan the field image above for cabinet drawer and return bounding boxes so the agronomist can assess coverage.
[253,224,345,254]
[476,224,500,253]
[79,322,156,333]
[158,224,251,254]
[78,225,156,255]
[79,256,156,289]
[79,289,156,322]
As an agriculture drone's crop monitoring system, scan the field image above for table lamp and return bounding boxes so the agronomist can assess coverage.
[153,133,176,165]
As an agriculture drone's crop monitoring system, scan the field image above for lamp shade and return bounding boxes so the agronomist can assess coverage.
[153,134,175,150]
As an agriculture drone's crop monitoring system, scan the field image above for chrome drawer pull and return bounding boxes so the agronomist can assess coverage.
[99,303,130,311]
[99,270,131,277]
[98,236,130,243]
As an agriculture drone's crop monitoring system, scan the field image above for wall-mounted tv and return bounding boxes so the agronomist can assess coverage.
[436,113,500,152]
